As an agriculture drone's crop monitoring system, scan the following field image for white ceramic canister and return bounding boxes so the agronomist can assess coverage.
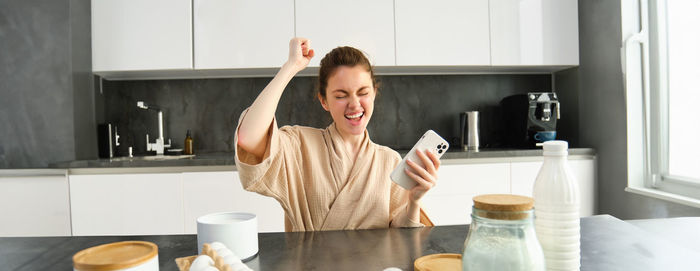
[73,241,158,271]
[197,212,259,261]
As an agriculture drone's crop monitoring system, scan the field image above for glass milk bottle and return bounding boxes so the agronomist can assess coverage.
[533,141,580,271]
[462,194,545,271]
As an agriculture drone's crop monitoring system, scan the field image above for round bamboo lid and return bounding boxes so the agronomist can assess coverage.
[414,253,461,271]
[473,194,534,220]
[73,241,158,271]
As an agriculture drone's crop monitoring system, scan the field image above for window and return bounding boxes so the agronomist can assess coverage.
[664,1,700,181]
[622,0,700,207]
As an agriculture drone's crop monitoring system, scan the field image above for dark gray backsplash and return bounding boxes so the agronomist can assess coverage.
[102,74,554,156]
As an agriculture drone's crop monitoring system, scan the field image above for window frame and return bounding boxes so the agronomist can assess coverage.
[622,0,700,207]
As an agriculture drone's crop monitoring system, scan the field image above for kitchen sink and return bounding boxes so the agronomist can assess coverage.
[109,155,195,162]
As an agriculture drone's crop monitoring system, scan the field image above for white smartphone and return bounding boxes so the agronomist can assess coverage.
[390,130,449,190]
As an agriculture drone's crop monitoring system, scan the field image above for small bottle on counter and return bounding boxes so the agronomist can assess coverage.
[184,130,194,155]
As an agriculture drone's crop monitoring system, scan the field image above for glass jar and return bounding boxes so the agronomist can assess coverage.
[462,194,545,271]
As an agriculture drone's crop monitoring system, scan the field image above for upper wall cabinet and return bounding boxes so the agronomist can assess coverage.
[193,0,294,69]
[91,0,579,79]
[295,0,396,67]
[91,0,193,72]
[489,0,579,66]
[395,0,490,66]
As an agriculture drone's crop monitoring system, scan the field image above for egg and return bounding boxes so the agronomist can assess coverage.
[189,255,215,271]
[216,247,234,258]
[210,242,226,251]
[223,254,242,265]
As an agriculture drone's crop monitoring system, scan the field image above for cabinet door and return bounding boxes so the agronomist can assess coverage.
[395,0,490,65]
[0,173,71,237]
[92,0,192,71]
[489,0,578,65]
[510,161,542,197]
[511,159,596,217]
[422,163,510,225]
[70,173,184,235]
[194,0,294,69]
[295,0,395,66]
[569,159,596,217]
[183,171,285,233]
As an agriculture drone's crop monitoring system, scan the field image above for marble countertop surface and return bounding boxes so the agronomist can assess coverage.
[48,148,595,169]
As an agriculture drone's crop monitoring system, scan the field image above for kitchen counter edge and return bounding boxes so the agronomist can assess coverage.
[44,148,595,175]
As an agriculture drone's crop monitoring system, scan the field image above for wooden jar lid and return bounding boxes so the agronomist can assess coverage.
[473,194,534,220]
[414,253,461,271]
[73,241,158,271]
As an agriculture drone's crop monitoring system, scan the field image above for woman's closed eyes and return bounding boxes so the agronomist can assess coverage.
[332,87,371,99]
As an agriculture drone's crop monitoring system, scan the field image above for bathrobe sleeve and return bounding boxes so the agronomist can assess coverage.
[233,108,301,211]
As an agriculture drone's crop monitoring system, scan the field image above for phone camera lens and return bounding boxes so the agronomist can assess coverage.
[438,149,443,154]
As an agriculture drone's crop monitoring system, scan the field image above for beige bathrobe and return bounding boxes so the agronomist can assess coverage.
[234,109,429,231]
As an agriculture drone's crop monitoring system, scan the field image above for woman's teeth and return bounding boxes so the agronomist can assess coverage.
[345,112,364,119]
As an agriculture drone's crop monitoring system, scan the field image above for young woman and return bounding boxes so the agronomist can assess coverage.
[235,38,441,231]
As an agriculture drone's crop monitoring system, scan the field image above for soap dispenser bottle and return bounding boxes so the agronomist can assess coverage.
[184,130,194,155]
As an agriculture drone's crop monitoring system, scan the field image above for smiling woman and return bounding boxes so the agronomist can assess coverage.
[317,47,377,154]
[234,38,440,231]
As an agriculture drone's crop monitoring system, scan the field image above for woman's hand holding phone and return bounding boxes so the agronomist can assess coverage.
[390,130,448,205]
[404,149,441,203]
[286,37,315,74]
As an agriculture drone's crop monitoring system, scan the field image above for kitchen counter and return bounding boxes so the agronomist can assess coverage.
[49,152,237,169]
[48,148,595,169]
[438,147,595,164]
[2,215,697,271]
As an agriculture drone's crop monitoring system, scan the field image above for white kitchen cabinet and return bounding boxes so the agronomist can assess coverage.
[193,0,294,69]
[295,0,396,66]
[510,159,597,217]
[0,170,71,237]
[64,157,594,234]
[70,173,184,236]
[91,0,193,72]
[422,163,511,225]
[394,0,490,65]
[182,171,284,233]
[510,161,542,197]
[91,0,579,79]
[570,159,596,217]
[489,0,579,66]
[423,157,596,226]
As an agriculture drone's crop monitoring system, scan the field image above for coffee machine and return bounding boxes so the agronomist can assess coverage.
[500,92,560,148]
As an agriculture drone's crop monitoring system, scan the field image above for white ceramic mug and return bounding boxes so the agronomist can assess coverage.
[196,212,258,261]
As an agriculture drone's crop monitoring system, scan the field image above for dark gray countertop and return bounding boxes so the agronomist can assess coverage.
[48,148,595,169]
[2,215,698,271]
[438,147,595,160]
[48,152,237,169]
[626,217,700,253]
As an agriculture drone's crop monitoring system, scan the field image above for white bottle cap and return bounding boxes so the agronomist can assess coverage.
[542,140,568,156]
